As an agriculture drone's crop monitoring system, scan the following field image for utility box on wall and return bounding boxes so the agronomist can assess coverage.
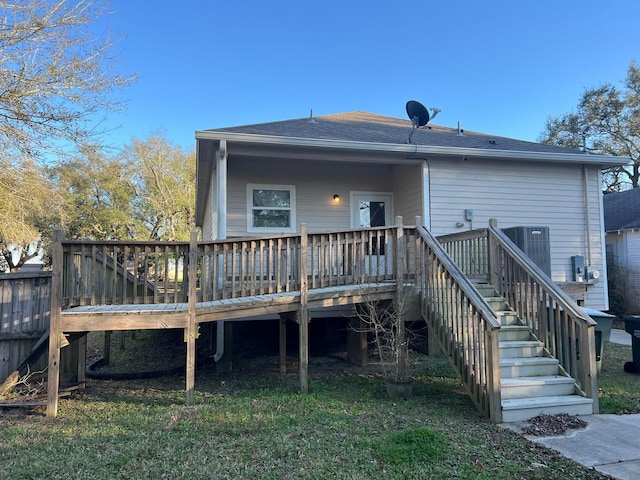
[502,226,551,277]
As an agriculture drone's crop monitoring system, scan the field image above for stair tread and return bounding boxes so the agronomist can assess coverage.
[501,375,574,386]
[502,395,592,409]
[499,340,544,347]
[500,356,558,366]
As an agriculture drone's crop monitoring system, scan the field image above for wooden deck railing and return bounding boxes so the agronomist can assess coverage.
[487,226,598,409]
[437,229,490,278]
[415,226,503,422]
[59,224,415,309]
[53,221,599,422]
[436,225,599,412]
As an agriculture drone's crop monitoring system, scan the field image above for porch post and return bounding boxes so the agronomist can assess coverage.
[47,228,63,417]
[216,140,228,240]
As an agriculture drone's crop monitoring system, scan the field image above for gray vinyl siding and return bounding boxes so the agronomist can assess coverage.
[393,164,423,224]
[226,158,395,236]
[428,158,607,309]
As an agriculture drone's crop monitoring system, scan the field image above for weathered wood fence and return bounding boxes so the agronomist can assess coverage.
[0,272,52,381]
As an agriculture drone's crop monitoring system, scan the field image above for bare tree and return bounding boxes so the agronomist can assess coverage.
[0,0,134,268]
[0,0,135,161]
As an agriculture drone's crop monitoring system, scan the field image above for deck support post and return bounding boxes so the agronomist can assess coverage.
[103,331,111,365]
[77,334,87,390]
[299,223,309,394]
[279,314,288,373]
[186,231,198,405]
[347,317,368,366]
[47,228,64,417]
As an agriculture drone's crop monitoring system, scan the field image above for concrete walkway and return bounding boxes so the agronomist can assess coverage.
[509,328,639,480]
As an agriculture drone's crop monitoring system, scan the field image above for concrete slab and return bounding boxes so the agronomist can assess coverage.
[510,414,640,480]
[610,328,632,346]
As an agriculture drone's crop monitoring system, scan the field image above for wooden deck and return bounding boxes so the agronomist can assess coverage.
[59,282,398,331]
[45,220,599,423]
[47,222,416,417]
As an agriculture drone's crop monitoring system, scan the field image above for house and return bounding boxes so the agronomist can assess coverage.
[195,110,624,310]
[603,188,640,313]
[44,108,628,421]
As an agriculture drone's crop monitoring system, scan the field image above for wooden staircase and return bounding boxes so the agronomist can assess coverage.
[475,283,594,423]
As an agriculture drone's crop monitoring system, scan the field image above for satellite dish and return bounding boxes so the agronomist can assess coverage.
[406,100,429,127]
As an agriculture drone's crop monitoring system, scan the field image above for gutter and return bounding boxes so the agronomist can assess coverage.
[196,130,629,166]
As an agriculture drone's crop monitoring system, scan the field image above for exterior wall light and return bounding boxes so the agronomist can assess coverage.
[333,194,340,202]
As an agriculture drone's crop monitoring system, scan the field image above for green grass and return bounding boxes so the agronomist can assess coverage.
[598,336,640,414]
[0,343,611,480]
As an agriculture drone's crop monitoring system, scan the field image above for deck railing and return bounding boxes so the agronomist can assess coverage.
[59,224,416,308]
[487,226,598,408]
[416,226,503,422]
[55,222,599,421]
[436,226,599,412]
[437,229,490,278]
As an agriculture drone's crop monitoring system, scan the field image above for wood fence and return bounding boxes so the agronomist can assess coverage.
[0,272,51,381]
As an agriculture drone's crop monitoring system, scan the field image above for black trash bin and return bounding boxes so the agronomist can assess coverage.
[623,316,640,373]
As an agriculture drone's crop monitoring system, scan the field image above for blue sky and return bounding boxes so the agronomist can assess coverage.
[101,0,640,151]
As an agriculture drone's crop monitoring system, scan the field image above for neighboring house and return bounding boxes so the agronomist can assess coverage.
[603,188,640,313]
[196,110,625,310]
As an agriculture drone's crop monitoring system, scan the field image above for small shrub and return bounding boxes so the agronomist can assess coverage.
[377,427,447,465]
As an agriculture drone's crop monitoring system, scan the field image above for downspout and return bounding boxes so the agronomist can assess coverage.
[422,160,430,228]
[214,140,228,362]
[598,169,610,310]
[213,320,225,362]
[583,164,592,265]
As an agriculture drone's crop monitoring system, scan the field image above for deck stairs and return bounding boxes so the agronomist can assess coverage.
[474,282,594,423]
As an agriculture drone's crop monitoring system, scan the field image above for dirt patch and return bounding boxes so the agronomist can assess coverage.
[521,413,588,436]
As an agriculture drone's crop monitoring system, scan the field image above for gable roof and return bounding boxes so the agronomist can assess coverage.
[604,188,640,231]
[197,111,627,165]
[206,111,574,154]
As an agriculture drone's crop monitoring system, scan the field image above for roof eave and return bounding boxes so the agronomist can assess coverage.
[195,130,629,166]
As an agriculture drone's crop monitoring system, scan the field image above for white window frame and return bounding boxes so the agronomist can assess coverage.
[247,183,296,233]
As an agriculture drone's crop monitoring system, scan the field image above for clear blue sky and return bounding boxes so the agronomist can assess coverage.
[101,0,640,151]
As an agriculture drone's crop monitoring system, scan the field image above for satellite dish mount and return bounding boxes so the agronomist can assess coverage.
[405,100,440,144]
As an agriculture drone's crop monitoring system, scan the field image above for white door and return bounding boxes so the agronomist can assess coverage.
[351,193,393,275]
[351,193,393,229]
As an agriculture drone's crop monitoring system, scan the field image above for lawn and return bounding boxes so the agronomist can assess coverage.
[0,329,635,479]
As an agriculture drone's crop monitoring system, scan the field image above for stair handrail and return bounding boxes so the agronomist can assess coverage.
[418,227,500,327]
[416,226,503,422]
[487,226,598,410]
[488,227,595,325]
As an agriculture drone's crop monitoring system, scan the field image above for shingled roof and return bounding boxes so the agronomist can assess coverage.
[604,188,640,231]
[206,111,582,155]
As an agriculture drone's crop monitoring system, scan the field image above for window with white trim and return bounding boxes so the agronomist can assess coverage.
[247,184,296,233]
